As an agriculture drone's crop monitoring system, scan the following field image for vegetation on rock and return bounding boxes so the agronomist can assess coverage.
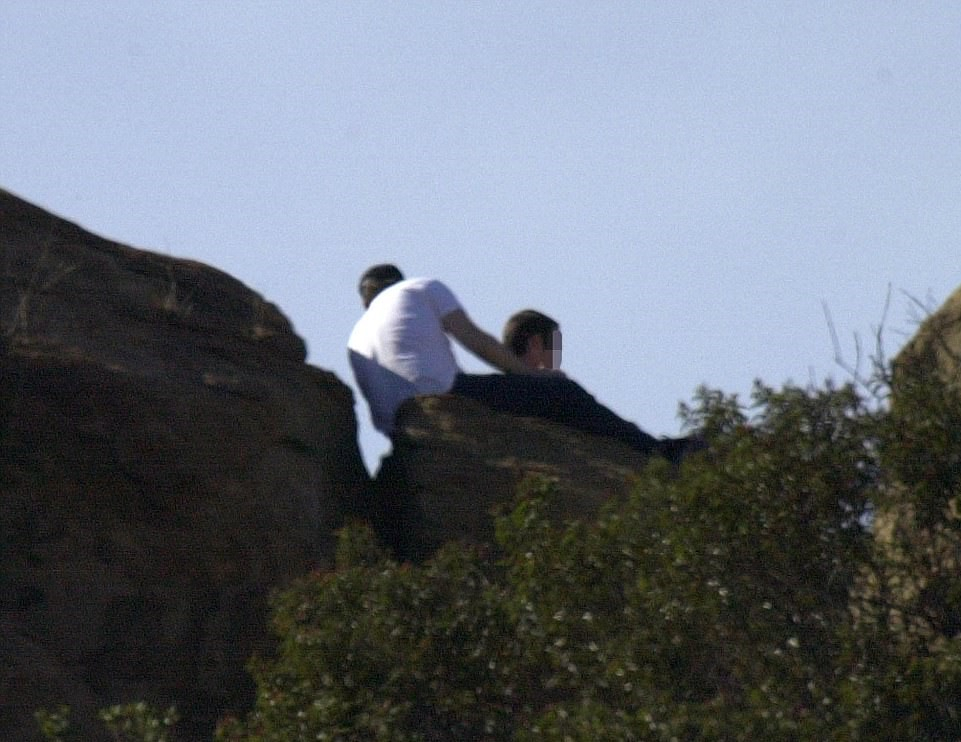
[214,364,961,741]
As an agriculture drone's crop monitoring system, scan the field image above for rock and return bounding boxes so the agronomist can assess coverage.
[862,286,961,649]
[894,284,961,386]
[0,189,369,740]
[371,394,657,561]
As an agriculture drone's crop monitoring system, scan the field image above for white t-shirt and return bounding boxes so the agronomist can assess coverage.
[347,277,463,434]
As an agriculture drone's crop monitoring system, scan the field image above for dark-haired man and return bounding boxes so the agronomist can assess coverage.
[348,264,673,459]
[503,309,563,371]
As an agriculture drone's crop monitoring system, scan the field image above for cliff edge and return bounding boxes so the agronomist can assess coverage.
[0,189,368,740]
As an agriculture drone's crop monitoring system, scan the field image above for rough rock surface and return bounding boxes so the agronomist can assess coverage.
[0,189,368,740]
[372,394,657,561]
[895,284,961,386]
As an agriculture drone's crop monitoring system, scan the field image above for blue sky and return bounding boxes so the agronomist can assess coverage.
[3,2,959,472]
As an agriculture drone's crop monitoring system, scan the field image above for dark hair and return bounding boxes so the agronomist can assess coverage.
[503,309,559,356]
[358,264,404,306]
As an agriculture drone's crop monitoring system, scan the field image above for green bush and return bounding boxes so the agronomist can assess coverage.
[221,373,961,741]
[99,703,180,742]
[36,703,179,742]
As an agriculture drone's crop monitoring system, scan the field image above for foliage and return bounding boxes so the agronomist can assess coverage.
[220,371,961,741]
[99,703,180,742]
[36,703,178,742]
[35,706,72,742]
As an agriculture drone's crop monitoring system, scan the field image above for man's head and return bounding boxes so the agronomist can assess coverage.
[358,264,404,308]
[503,309,562,370]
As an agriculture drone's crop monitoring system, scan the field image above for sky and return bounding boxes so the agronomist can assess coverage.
[2,2,959,473]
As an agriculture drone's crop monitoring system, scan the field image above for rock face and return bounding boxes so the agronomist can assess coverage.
[372,395,655,561]
[0,189,368,740]
[895,284,961,386]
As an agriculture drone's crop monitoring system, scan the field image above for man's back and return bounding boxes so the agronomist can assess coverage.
[348,277,462,433]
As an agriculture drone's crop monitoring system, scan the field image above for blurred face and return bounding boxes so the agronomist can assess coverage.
[523,328,562,370]
[548,328,563,369]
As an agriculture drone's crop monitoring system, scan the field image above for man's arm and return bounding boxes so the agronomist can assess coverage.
[442,309,536,374]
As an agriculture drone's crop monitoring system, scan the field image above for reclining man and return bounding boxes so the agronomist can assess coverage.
[348,264,685,461]
[502,309,564,372]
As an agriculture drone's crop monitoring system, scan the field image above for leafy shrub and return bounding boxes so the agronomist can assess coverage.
[36,703,179,742]
[99,703,180,742]
[222,375,961,741]
[35,706,72,742]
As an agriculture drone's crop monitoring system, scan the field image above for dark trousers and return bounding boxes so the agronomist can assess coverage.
[450,373,659,455]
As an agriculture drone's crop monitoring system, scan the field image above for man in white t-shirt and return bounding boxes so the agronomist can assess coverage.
[347,264,670,459]
[348,264,538,434]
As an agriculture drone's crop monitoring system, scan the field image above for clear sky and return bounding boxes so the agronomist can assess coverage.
[3,2,959,473]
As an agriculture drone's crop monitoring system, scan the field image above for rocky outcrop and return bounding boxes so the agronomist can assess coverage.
[894,285,961,386]
[0,187,689,740]
[0,189,368,740]
[372,394,656,561]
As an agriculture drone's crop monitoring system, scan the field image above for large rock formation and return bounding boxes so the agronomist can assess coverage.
[372,394,657,561]
[0,187,678,739]
[0,189,368,740]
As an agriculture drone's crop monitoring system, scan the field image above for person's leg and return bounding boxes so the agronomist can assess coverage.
[450,373,660,454]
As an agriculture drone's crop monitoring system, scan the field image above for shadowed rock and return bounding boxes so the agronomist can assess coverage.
[372,394,658,561]
[0,189,368,740]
